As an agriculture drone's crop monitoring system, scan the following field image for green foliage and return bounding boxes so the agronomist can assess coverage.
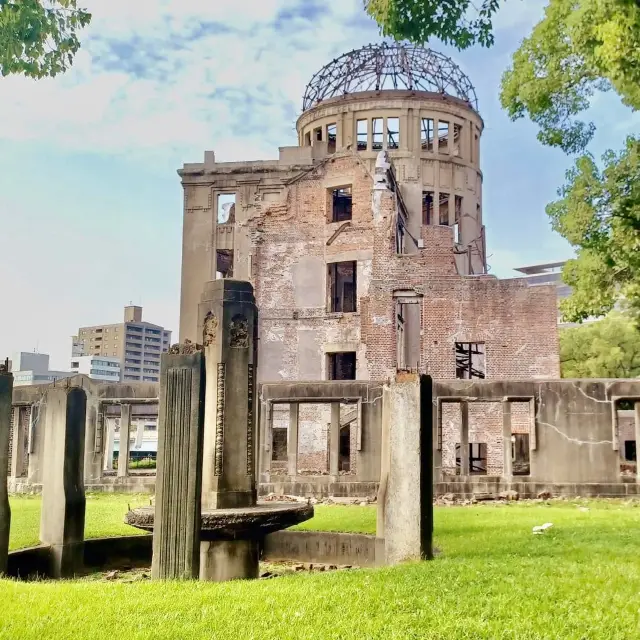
[0,0,91,79]
[548,137,640,321]
[500,0,640,153]
[364,0,502,49]
[560,313,640,378]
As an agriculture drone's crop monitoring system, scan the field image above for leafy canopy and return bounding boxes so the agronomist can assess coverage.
[0,0,91,79]
[364,0,502,49]
[560,313,640,378]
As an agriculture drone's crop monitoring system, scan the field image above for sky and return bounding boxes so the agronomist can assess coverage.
[0,0,635,370]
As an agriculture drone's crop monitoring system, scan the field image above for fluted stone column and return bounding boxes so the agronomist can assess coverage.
[198,279,258,581]
[40,388,87,578]
[0,365,13,575]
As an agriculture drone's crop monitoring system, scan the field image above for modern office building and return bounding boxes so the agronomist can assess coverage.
[9,352,73,387]
[72,305,172,383]
[69,355,121,382]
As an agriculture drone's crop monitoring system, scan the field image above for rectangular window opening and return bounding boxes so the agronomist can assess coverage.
[339,424,351,472]
[326,123,337,153]
[455,442,488,475]
[372,118,383,151]
[453,123,462,156]
[330,186,352,222]
[421,118,434,151]
[314,127,322,142]
[216,249,234,278]
[438,121,449,152]
[624,440,637,462]
[304,131,311,146]
[422,191,434,225]
[455,342,485,379]
[439,192,450,225]
[512,433,531,475]
[327,352,356,381]
[272,428,288,462]
[387,117,399,150]
[356,119,368,151]
[217,193,236,224]
[328,261,357,313]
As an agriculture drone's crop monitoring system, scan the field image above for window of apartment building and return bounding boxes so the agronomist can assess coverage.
[438,121,449,152]
[71,361,79,368]
[421,118,434,151]
[422,191,434,225]
[439,192,450,225]
[356,119,368,151]
[143,376,158,382]
[217,193,236,224]
[372,118,383,151]
[327,123,337,153]
[512,433,530,475]
[329,186,352,222]
[327,352,356,380]
[216,249,234,278]
[387,117,399,150]
[456,443,488,475]
[455,342,486,379]
[328,261,357,313]
[624,440,637,462]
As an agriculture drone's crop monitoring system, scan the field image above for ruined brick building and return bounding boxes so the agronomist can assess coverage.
[178,43,560,479]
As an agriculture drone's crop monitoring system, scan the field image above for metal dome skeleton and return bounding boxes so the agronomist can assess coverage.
[302,42,478,112]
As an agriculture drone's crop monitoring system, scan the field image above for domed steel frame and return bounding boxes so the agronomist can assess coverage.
[302,42,478,112]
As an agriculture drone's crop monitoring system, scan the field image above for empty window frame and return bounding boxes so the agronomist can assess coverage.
[422,191,434,225]
[330,186,352,222]
[372,118,383,151]
[327,123,337,153]
[512,433,530,475]
[339,425,351,472]
[624,440,637,462]
[438,120,449,152]
[453,123,462,156]
[421,118,434,151]
[217,193,236,224]
[455,442,488,475]
[304,131,311,146]
[328,261,357,313]
[216,249,234,278]
[455,342,486,379]
[356,119,368,151]
[454,195,462,243]
[327,352,356,380]
[387,117,399,150]
[272,428,288,462]
[439,192,450,225]
[314,127,323,142]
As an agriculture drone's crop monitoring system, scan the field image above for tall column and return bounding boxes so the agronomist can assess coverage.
[10,407,26,478]
[40,388,87,578]
[118,404,131,478]
[502,401,513,481]
[0,365,13,575]
[198,279,259,581]
[635,403,640,485]
[103,420,115,471]
[330,403,340,479]
[287,404,299,478]
[152,351,205,580]
[460,401,470,476]
[135,419,144,450]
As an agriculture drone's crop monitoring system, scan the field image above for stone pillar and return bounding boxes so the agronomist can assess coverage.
[0,366,13,575]
[382,373,433,565]
[118,404,131,478]
[287,403,299,478]
[10,407,26,478]
[152,351,205,580]
[103,420,115,471]
[40,388,87,578]
[329,402,340,479]
[198,279,258,581]
[135,418,144,450]
[635,402,640,485]
[259,401,272,482]
[502,401,513,481]
[460,401,470,476]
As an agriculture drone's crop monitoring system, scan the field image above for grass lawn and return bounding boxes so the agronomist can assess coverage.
[2,496,640,639]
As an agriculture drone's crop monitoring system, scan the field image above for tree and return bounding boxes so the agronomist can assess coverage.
[364,0,502,49]
[0,0,91,79]
[560,313,640,378]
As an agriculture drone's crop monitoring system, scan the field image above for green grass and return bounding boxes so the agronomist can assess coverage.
[2,497,640,639]
[291,504,376,534]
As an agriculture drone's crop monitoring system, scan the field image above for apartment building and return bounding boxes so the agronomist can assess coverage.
[69,355,121,381]
[72,305,171,383]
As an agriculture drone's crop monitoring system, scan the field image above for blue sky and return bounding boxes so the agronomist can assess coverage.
[0,0,635,369]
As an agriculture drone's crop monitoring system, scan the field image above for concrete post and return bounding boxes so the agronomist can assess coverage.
[287,403,299,478]
[0,367,13,575]
[198,279,259,581]
[152,351,205,580]
[135,418,144,450]
[460,400,470,476]
[103,419,115,471]
[259,401,272,482]
[635,402,640,485]
[40,388,87,578]
[330,403,340,479]
[118,404,131,478]
[10,407,26,478]
[502,400,513,481]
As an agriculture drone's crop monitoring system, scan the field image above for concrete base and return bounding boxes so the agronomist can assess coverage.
[200,540,259,582]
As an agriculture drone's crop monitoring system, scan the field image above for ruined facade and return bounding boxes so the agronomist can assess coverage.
[178,43,560,478]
